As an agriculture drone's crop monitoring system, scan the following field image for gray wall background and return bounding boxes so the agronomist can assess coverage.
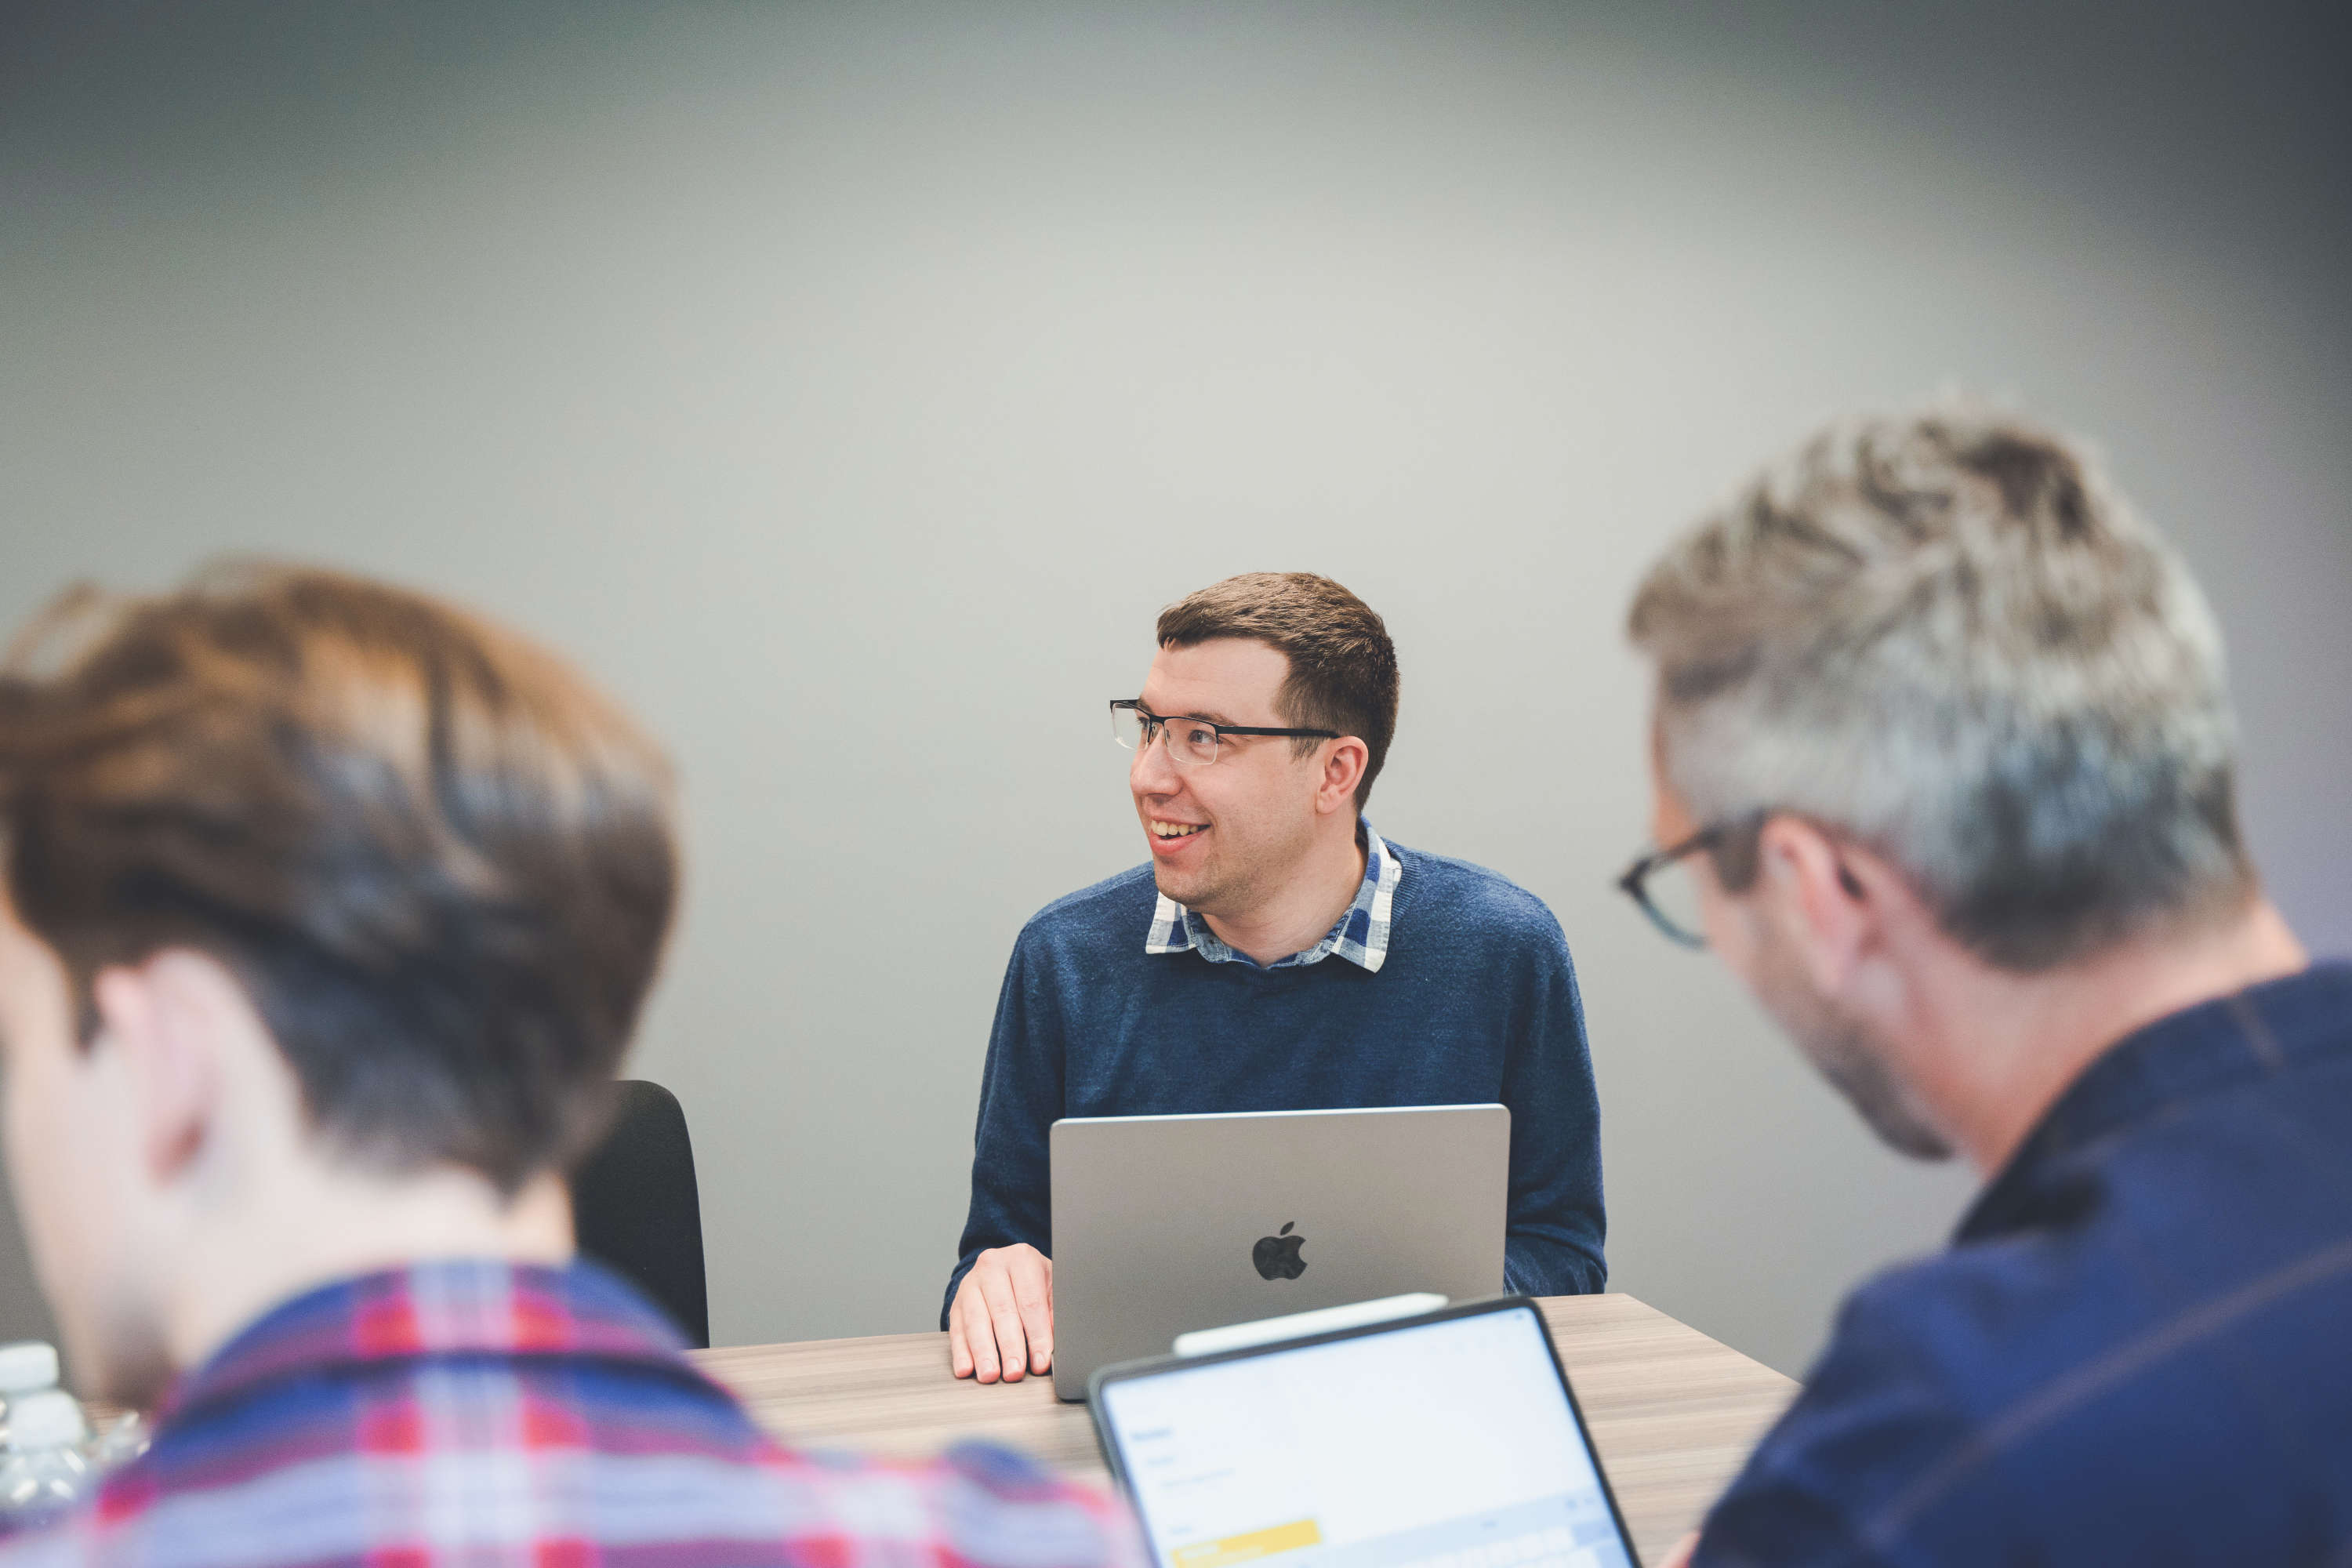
[2,1,2347,1379]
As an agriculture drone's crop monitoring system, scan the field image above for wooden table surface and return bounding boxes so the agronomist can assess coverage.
[692,1293,1796,1565]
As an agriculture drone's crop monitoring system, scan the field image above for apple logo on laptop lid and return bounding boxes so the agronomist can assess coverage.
[1252,1221,1307,1281]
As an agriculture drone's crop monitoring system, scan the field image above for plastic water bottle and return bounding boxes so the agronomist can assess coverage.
[0,1344,92,1530]
[0,1342,61,1446]
[0,1389,89,1527]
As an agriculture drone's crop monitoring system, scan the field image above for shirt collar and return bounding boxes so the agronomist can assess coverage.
[158,1257,683,1425]
[1957,960,2352,1242]
[1145,818,1402,973]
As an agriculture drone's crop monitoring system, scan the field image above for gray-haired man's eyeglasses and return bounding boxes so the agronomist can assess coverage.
[1109,699,1339,769]
[1615,825,1722,949]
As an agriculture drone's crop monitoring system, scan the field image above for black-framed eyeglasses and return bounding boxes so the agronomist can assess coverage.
[1615,825,1722,949]
[1109,699,1340,769]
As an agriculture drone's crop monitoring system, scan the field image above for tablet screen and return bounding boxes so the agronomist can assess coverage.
[1095,1303,1637,1568]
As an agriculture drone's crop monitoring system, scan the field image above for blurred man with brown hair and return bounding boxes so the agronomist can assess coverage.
[0,565,1138,1566]
[947,572,1606,1384]
[1617,408,2350,1565]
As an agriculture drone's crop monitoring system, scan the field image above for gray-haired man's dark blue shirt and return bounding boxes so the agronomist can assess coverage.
[1695,960,2352,1565]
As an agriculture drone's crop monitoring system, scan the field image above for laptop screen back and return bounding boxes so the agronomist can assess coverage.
[1094,1302,1638,1568]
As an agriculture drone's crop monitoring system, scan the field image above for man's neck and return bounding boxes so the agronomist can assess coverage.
[1201,818,1368,967]
[168,1166,574,1377]
[1913,898,2309,1177]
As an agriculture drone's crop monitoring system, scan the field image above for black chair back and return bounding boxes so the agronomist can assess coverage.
[570,1079,710,1348]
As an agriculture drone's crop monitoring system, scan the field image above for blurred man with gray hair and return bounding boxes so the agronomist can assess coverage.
[1620,407,2350,1565]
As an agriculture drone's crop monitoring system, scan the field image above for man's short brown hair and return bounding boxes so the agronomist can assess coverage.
[1156,572,1399,808]
[0,564,678,1192]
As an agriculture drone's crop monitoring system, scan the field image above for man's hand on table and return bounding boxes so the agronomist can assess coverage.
[1657,1532,1700,1568]
[949,1243,1054,1382]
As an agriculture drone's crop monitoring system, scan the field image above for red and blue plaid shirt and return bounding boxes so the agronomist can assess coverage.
[0,1259,1143,1568]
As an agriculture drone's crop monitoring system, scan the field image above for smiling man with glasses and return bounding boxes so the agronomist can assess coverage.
[943,572,1606,1384]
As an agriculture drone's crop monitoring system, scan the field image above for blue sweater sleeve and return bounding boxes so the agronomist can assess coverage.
[942,925,1064,1327]
[1498,920,1608,1295]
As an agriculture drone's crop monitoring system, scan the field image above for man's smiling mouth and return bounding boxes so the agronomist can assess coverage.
[1150,821,1207,839]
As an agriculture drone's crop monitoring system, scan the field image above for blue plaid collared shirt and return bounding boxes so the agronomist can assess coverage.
[1144,818,1401,971]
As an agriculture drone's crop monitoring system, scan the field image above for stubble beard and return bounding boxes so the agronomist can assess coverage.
[1151,808,1312,922]
[1154,840,1260,918]
[1754,927,1955,1162]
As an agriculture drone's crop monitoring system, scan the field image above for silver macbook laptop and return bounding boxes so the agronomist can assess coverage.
[1049,1104,1508,1400]
[1090,1295,1639,1568]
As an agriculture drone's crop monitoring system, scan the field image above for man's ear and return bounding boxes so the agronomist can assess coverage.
[1753,816,1879,995]
[1315,736,1369,815]
[87,950,236,1185]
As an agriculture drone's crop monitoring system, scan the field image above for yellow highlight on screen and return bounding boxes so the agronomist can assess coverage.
[1172,1519,1323,1568]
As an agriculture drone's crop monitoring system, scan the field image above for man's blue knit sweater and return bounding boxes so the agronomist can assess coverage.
[944,842,1607,1323]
